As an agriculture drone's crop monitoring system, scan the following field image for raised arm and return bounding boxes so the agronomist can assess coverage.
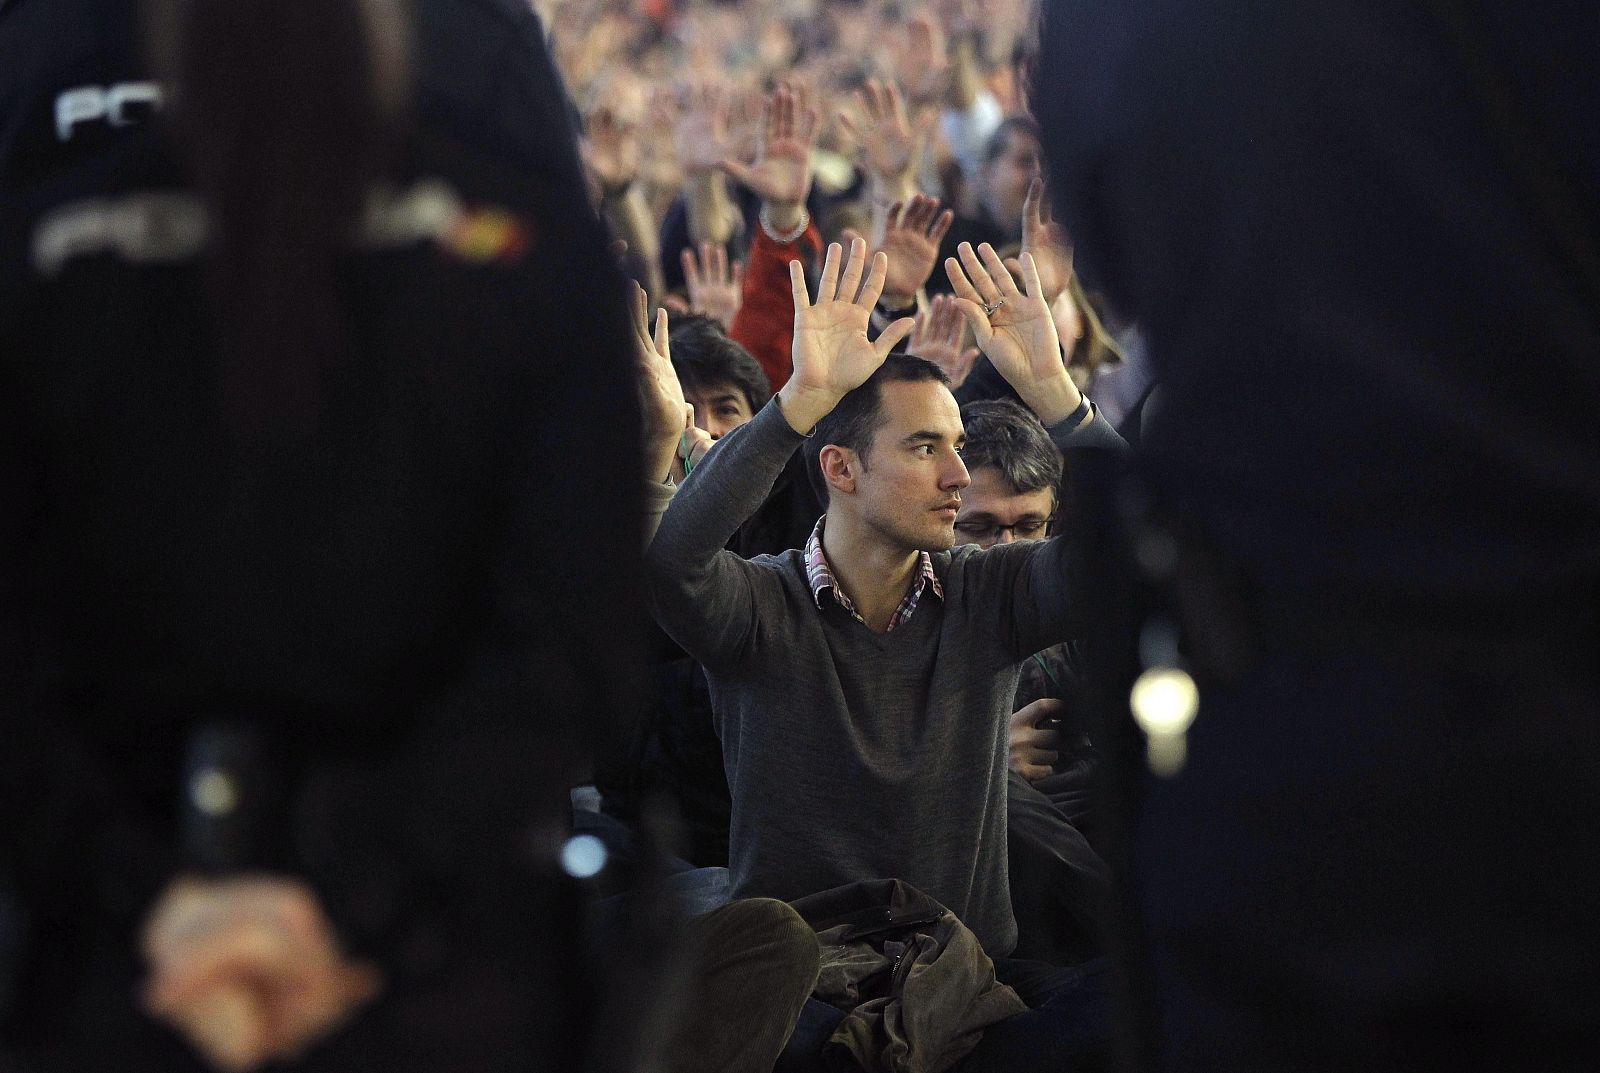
[644,239,913,668]
[723,83,823,391]
[946,243,1127,656]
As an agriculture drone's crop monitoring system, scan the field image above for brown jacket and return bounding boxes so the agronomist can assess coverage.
[790,879,1026,1073]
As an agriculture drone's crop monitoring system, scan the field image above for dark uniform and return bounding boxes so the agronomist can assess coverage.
[1,0,642,1068]
[1034,2,1600,1069]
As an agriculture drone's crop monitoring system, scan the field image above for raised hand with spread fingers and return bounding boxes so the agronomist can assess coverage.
[845,194,954,311]
[944,241,1083,425]
[717,83,818,234]
[907,294,980,388]
[681,241,744,328]
[837,78,935,192]
[778,238,917,434]
[632,282,691,482]
[673,81,734,176]
[1003,178,1074,305]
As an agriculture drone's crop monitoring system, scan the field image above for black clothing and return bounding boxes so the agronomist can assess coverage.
[1038,1,1600,606]
[1037,2,1600,1068]
[932,209,1014,298]
[601,450,820,868]
[953,356,1026,409]
[1,0,641,1067]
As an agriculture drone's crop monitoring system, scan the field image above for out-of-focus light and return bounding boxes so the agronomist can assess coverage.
[1131,667,1200,777]
[190,769,238,816]
[560,834,608,879]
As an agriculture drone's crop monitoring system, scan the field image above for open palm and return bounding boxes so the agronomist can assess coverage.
[1003,179,1074,303]
[789,239,915,398]
[945,242,1063,386]
[719,83,816,209]
[875,195,954,301]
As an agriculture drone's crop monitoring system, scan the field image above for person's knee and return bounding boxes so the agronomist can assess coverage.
[692,897,820,1000]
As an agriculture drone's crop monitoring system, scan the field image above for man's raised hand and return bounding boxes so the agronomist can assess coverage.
[672,81,734,176]
[945,242,1083,425]
[778,238,915,434]
[582,106,640,196]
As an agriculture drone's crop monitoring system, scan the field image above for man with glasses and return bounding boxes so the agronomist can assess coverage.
[952,399,1063,550]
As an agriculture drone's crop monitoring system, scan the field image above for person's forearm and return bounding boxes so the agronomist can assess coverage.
[643,401,804,666]
[1047,398,1128,456]
[642,477,675,548]
[947,33,982,112]
[1013,369,1084,428]
[684,172,739,247]
[603,186,664,298]
[647,400,804,574]
[728,219,820,392]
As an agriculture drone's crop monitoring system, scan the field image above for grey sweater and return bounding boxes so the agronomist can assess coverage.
[644,398,1123,954]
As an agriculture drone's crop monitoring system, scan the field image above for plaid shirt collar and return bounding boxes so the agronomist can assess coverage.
[804,518,943,633]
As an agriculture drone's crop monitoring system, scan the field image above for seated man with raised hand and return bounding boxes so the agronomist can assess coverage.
[643,234,1122,972]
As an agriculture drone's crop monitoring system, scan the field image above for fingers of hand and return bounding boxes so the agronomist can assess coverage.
[977,242,1023,298]
[1014,696,1066,722]
[944,252,988,311]
[856,247,888,308]
[817,242,842,302]
[956,242,1003,304]
[929,207,954,244]
[1017,251,1044,299]
[949,296,992,341]
[836,237,868,305]
[681,247,702,290]
[874,315,917,359]
[788,257,811,309]
[654,307,670,360]
[1023,177,1043,231]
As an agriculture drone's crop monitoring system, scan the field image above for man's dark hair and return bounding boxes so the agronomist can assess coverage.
[958,398,1062,496]
[807,354,950,501]
[982,114,1042,166]
[668,313,772,413]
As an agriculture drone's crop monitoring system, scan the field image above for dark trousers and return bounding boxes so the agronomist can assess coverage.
[661,899,821,1073]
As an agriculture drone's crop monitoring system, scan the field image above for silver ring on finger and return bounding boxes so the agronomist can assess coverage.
[982,298,1005,315]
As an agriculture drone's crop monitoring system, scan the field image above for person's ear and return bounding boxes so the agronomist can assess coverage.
[819,444,859,497]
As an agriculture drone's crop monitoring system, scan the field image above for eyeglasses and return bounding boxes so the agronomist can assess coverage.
[953,516,1056,542]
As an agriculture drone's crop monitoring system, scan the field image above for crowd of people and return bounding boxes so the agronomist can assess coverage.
[6,0,1597,1071]
[566,3,1135,1067]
